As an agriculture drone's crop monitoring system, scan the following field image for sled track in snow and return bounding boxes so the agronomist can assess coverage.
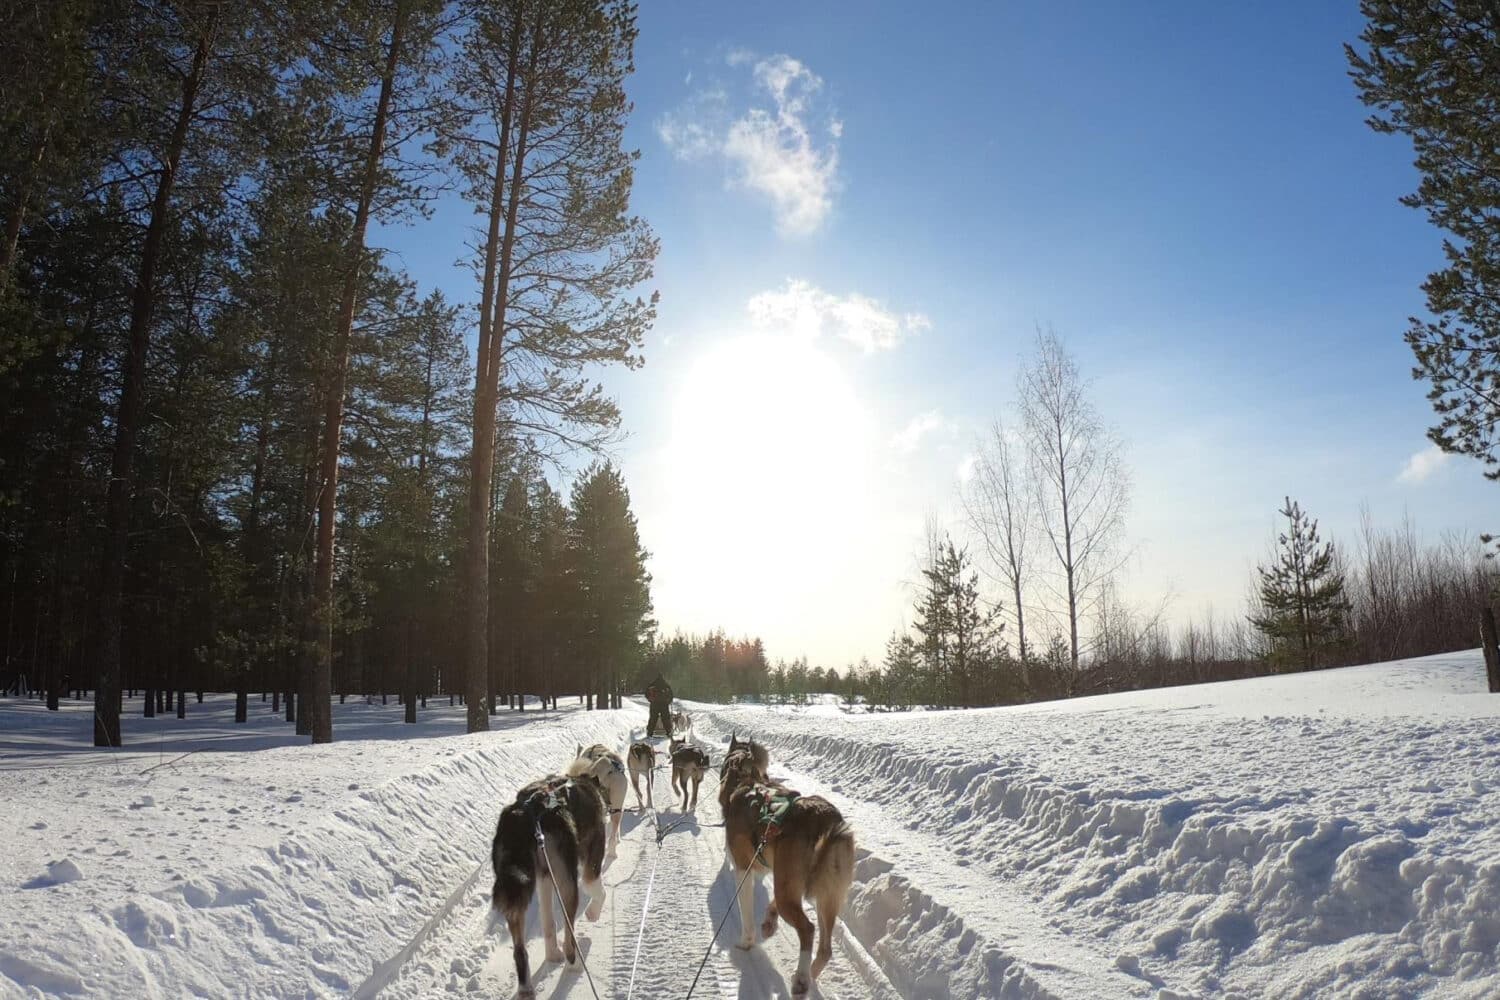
[361,724,904,999]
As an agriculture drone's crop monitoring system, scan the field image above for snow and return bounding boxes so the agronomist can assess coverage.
[1,650,1497,998]
[692,649,1500,999]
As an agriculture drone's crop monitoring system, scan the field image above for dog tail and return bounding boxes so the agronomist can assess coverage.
[491,808,537,918]
[492,806,539,990]
[808,819,856,902]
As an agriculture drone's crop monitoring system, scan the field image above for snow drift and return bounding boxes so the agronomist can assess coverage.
[695,649,1500,999]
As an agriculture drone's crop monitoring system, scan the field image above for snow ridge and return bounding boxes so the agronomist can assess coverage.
[698,652,1500,999]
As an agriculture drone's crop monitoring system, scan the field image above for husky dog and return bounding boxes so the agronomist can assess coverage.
[671,707,691,736]
[723,732,770,781]
[720,757,855,996]
[626,741,656,811]
[490,774,609,997]
[668,737,710,811]
[570,743,629,853]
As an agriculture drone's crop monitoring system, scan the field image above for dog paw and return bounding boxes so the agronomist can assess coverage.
[565,947,578,967]
[517,986,536,999]
[585,899,604,922]
[735,937,755,951]
[790,972,811,996]
[759,914,778,939]
[545,945,565,964]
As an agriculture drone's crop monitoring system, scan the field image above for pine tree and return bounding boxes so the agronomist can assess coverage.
[913,536,1005,707]
[1347,4,1500,486]
[567,462,652,710]
[530,478,572,707]
[454,0,658,732]
[491,473,534,708]
[1250,498,1350,671]
[881,632,920,712]
[91,0,299,746]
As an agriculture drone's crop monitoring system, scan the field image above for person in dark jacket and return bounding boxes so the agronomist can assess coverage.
[645,674,674,737]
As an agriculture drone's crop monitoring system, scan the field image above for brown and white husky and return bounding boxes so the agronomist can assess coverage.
[723,732,769,781]
[490,774,609,997]
[626,740,656,810]
[719,748,855,996]
[668,736,710,811]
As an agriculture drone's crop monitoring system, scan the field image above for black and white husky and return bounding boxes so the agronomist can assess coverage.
[490,774,609,997]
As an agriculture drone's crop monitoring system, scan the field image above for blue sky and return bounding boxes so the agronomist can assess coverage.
[386,2,1492,668]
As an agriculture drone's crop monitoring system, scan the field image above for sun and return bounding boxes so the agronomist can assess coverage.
[653,329,878,636]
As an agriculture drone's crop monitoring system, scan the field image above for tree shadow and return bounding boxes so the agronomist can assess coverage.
[0,693,588,769]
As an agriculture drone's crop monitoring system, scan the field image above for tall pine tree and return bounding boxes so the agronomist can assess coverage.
[1347,4,1500,486]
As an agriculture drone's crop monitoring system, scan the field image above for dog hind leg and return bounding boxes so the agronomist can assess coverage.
[777,876,816,995]
[506,906,532,997]
[557,869,581,966]
[538,869,562,964]
[812,891,838,981]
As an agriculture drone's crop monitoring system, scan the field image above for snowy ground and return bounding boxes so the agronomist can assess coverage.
[2,650,1497,998]
[696,649,1500,1000]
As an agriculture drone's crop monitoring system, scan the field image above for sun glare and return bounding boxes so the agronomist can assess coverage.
[655,330,877,633]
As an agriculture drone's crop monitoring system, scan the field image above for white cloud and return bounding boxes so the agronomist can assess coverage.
[657,52,841,237]
[1397,444,1453,484]
[891,411,950,454]
[747,279,928,353]
[655,87,726,161]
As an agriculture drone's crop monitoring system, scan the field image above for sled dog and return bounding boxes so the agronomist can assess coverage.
[720,753,854,996]
[668,737,710,811]
[723,732,770,781]
[626,740,656,810]
[570,743,629,852]
[490,774,609,997]
[671,706,691,735]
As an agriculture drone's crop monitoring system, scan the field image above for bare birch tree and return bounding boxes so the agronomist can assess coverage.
[963,419,1035,692]
[1017,329,1129,687]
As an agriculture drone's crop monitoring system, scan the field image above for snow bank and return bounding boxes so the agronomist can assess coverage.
[0,697,638,998]
[696,650,1500,999]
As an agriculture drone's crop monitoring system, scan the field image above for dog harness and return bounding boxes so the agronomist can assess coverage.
[750,785,800,846]
[673,745,708,767]
[519,776,572,821]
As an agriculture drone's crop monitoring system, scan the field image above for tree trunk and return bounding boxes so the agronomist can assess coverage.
[95,24,213,748]
[235,687,248,723]
[1480,605,1499,693]
[0,114,51,292]
[307,3,410,746]
[403,618,417,723]
[465,11,534,735]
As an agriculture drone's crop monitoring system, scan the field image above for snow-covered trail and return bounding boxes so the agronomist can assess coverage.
[376,724,898,999]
